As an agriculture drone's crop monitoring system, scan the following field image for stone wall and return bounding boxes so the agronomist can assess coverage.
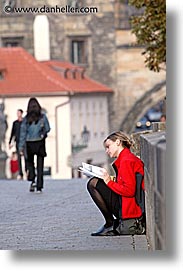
[140,128,166,250]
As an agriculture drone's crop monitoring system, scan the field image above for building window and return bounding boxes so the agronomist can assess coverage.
[3,0,16,9]
[71,39,87,65]
[67,0,84,8]
[1,36,24,47]
[116,0,144,30]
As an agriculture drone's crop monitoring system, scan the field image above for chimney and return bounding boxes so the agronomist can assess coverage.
[33,15,50,61]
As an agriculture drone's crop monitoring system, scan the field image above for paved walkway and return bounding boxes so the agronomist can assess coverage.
[0,179,149,251]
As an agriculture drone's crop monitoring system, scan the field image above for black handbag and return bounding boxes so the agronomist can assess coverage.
[114,172,146,235]
[113,216,145,235]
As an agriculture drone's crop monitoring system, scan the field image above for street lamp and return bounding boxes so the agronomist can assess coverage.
[72,126,90,153]
[81,125,90,145]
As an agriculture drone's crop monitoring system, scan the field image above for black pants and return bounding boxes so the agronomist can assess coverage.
[26,140,46,190]
[96,179,121,218]
[16,144,27,177]
[87,178,146,235]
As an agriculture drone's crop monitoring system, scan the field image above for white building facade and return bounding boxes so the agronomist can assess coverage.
[70,94,110,177]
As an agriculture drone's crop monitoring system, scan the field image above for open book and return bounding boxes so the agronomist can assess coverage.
[78,162,104,179]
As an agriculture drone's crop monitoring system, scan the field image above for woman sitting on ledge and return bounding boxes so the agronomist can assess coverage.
[87,131,145,236]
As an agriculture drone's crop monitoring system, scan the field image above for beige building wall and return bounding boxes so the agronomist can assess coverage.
[71,95,109,150]
[70,95,110,175]
[54,98,72,179]
[111,29,166,131]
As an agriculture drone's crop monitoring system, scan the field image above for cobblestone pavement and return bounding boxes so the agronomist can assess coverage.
[0,179,149,251]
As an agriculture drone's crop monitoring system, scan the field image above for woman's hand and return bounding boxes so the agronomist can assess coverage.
[19,151,24,156]
[100,168,111,184]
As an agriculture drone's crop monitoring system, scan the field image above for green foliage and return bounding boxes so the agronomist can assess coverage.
[127,0,166,72]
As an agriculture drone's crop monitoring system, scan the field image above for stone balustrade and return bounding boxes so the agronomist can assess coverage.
[140,123,166,250]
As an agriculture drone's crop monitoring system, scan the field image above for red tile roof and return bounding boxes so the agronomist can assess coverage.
[0,47,113,96]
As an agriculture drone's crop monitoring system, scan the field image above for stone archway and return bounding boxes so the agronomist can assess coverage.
[120,80,166,133]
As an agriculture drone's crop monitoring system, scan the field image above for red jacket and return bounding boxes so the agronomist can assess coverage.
[107,148,144,219]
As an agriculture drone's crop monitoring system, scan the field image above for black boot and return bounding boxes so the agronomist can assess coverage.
[29,182,36,192]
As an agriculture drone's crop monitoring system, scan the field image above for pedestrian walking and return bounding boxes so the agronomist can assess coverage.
[10,151,19,179]
[87,131,145,236]
[9,109,27,180]
[19,98,50,193]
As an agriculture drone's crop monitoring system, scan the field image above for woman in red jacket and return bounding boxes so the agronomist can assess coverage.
[87,131,145,236]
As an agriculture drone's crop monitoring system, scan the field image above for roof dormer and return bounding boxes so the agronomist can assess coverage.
[49,62,85,79]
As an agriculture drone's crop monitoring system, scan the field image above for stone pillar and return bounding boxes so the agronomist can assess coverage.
[0,152,7,179]
[0,102,8,179]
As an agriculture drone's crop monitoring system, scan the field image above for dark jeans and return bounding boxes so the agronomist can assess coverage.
[26,140,46,190]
